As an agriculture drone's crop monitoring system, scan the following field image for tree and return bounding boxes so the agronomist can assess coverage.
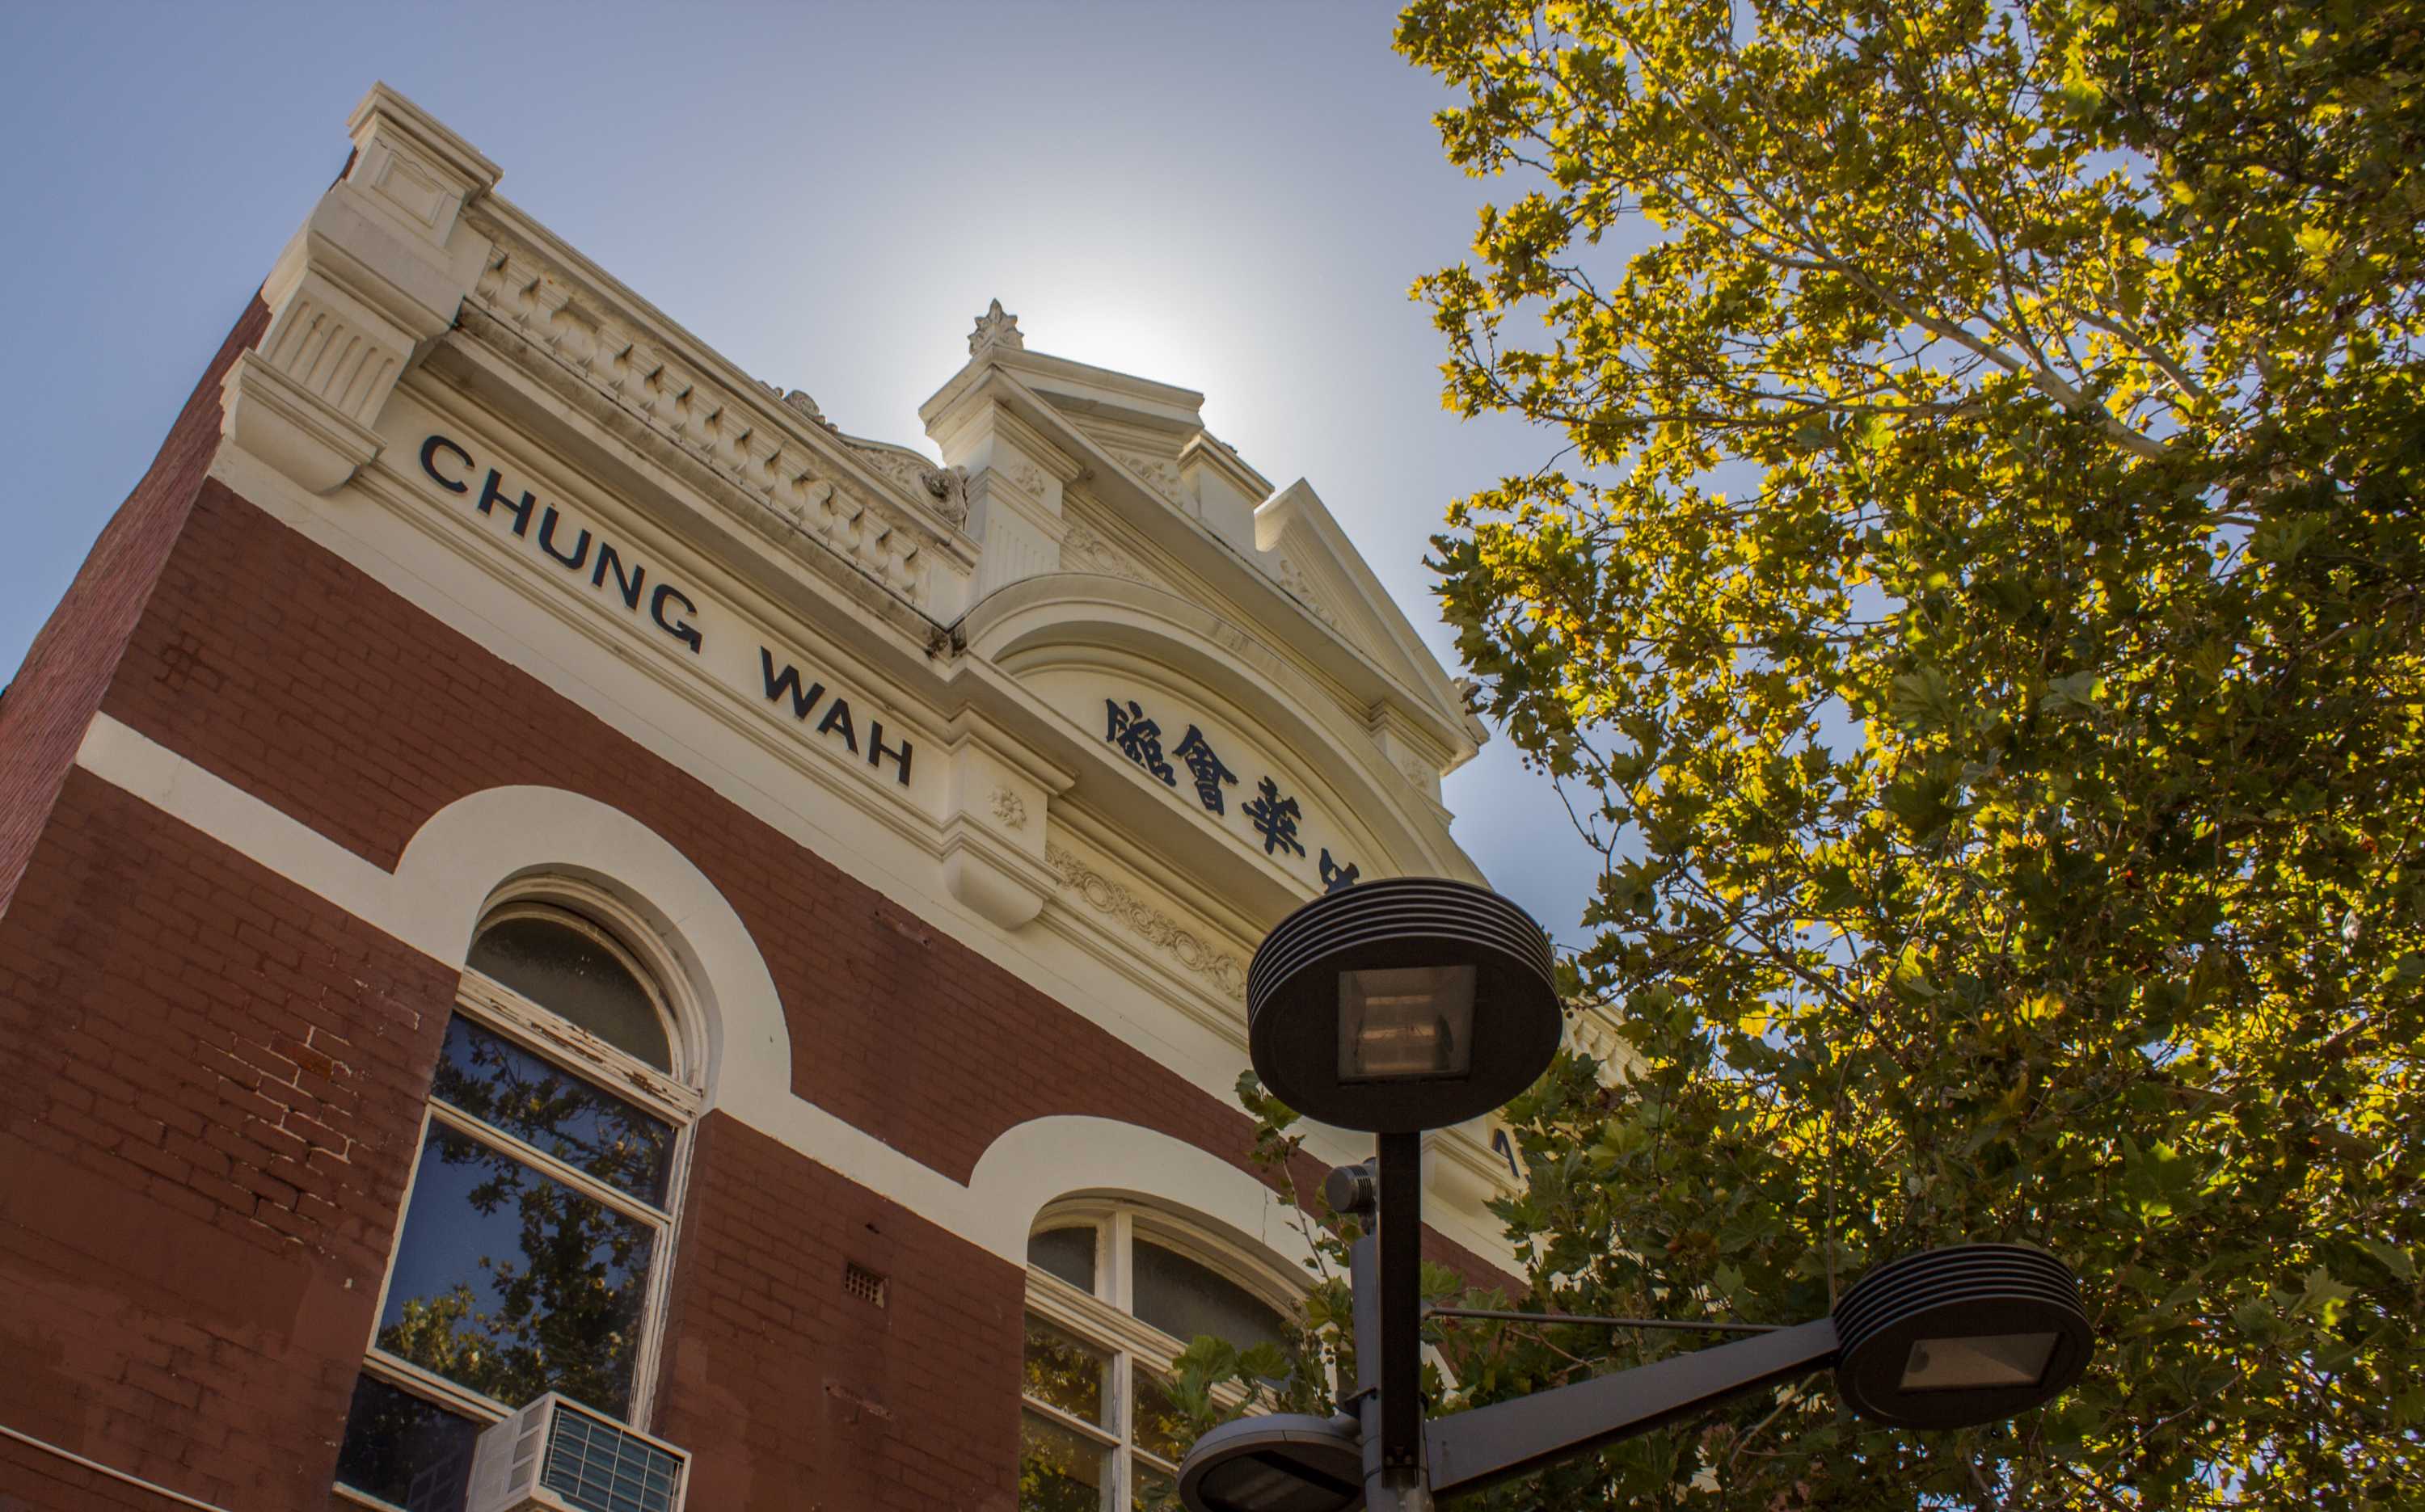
[1377,0,2425,1506]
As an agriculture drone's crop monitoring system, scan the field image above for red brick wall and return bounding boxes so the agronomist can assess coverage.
[2,386,1524,1498]
[91,482,1508,1298]
[0,1434,196,1511]
[0,773,1056,1512]
[0,297,268,921]
[0,770,451,1510]
[653,1111,1026,1511]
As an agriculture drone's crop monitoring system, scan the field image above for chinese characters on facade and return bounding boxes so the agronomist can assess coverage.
[1104,697,1360,891]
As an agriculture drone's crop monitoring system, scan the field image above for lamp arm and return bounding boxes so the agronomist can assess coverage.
[1423,1317,1840,1498]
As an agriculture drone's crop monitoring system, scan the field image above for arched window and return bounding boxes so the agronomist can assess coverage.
[1019,1202,1297,1512]
[334,890,699,1512]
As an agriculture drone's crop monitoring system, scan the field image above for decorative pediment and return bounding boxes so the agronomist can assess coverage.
[1250,479,1478,760]
[922,333,1474,753]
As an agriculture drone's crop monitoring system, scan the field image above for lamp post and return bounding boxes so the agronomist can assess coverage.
[1176,878,2094,1512]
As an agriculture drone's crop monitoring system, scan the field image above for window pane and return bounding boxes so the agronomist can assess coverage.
[433,1016,675,1206]
[378,1122,657,1416]
[1132,1372,1191,1464]
[470,913,671,1070]
[1019,1410,1110,1512]
[1131,1460,1179,1512]
[1028,1226,1098,1293]
[334,1371,481,1512]
[1132,1240,1286,1355]
[1022,1314,1110,1426]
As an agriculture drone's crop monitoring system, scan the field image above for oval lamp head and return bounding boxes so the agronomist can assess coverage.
[1175,1413,1364,1512]
[1246,878,1560,1133]
[1832,1244,2093,1430]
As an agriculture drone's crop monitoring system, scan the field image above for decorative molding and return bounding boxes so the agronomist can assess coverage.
[1566,1007,1635,1085]
[1265,550,1339,629]
[1059,520,1156,588]
[1048,842,1246,1000]
[1115,449,1185,503]
[969,297,1025,357]
[922,464,972,529]
[464,218,963,605]
[778,388,840,432]
[845,443,971,531]
[990,786,1029,829]
[841,440,928,498]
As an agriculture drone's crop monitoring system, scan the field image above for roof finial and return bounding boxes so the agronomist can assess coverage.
[969,297,1025,357]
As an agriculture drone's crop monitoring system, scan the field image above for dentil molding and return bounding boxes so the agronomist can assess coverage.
[463,221,972,613]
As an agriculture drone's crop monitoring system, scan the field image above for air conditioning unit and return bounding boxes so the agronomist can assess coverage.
[464,1392,690,1512]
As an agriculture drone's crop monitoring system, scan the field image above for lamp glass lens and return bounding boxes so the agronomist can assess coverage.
[1337,965,1475,1084]
[1899,1331,2059,1392]
[1198,1451,1356,1512]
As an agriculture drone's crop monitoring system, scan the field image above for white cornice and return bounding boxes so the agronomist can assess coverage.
[1179,430,1273,503]
[460,203,977,594]
[921,343,1207,432]
[347,82,501,200]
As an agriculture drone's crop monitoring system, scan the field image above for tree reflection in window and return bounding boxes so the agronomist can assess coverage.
[377,1120,656,1416]
[1023,1315,1110,1426]
[1020,1211,1297,1512]
[1019,1413,1109,1512]
[431,1017,673,1205]
[341,904,689,1511]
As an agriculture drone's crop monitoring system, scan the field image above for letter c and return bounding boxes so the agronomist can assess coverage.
[420,435,474,494]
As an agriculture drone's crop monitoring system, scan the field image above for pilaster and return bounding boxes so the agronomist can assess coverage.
[221,82,500,493]
[937,711,1072,930]
[926,374,1088,603]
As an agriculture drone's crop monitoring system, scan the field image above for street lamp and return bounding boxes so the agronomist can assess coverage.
[1187,878,2094,1512]
[1246,878,1562,1134]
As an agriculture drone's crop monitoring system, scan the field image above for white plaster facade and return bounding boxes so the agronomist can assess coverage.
[165,82,1612,1273]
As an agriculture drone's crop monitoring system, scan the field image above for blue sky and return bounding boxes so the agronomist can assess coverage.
[0,1,1605,941]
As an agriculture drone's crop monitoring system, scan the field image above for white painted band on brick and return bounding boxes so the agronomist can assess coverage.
[0,1421,238,1512]
[968,1115,1319,1273]
[72,712,1314,1270]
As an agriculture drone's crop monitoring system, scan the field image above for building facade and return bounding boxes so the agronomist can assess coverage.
[0,85,1613,1512]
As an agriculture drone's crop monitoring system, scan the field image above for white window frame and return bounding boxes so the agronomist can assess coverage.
[340,895,701,1510]
[1021,1202,1301,1510]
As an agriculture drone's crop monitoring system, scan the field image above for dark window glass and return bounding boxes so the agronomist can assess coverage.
[432,1017,675,1206]
[469,913,671,1070]
[378,1122,657,1416]
[1132,1240,1285,1354]
[334,1372,480,1512]
[1027,1226,1097,1293]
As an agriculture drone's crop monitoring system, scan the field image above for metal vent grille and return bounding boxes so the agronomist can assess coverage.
[843,1261,888,1307]
[542,1400,682,1512]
